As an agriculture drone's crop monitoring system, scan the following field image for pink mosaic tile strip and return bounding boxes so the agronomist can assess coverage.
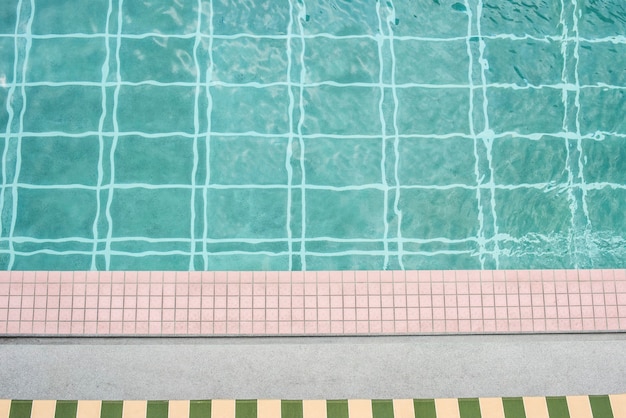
[0,270,625,336]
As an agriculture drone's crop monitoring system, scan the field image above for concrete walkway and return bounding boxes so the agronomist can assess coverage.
[1,333,625,400]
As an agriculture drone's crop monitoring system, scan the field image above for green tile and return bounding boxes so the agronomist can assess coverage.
[27,38,104,82]
[281,400,303,418]
[0,1,18,34]
[491,136,568,185]
[398,137,477,186]
[0,37,15,82]
[391,0,468,37]
[502,397,526,418]
[211,38,288,84]
[484,39,563,85]
[100,401,124,418]
[488,88,564,134]
[205,189,288,239]
[495,188,570,238]
[481,0,561,36]
[579,42,626,86]
[395,39,468,84]
[458,398,482,418]
[122,0,197,34]
[210,85,289,134]
[19,136,100,186]
[119,37,196,83]
[110,188,192,239]
[396,88,469,135]
[326,400,349,418]
[211,0,290,35]
[546,397,570,418]
[55,400,77,418]
[399,188,479,240]
[147,401,169,418]
[302,0,379,36]
[31,0,108,34]
[306,189,385,239]
[372,400,394,418]
[302,86,381,136]
[210,137,288,185]
[189,400,211,418]
[303,138,382,187]
[236,400,257,418]
[117,85,196,134]
[589,395,614,418]
[9,400,32,418]
[14,189,97,239]
[23,86,102,133]
[413,399,436,418]
[579,89,626,133]
[114,136,194,185]
[582,135,626,184]
[304,37,379,83]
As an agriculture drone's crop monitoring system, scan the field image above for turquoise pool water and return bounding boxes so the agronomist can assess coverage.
[0,0,625,271]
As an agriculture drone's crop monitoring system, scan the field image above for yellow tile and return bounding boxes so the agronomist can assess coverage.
[523,397,549,418]
[0,400,11,418]
[257,400,281,418]
[31,400,56,418]
[348,400,372,418]
[77,401,101,418]
[169,401,190,418]
[435,398,459,418]
[211,400,235,418]
[610,394,626,418]
[566,396,593,418]
[392,399,414,418]
[479,398,505,418]
[302,400,326,418]
[123,401,147,418]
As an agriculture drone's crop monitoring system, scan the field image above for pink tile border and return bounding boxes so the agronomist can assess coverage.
[0,270,625,336]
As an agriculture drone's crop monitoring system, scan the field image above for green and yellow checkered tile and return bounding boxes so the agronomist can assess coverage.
[1,396,625,418]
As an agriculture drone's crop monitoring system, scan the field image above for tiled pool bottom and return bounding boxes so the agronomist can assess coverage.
[1,270,624,336]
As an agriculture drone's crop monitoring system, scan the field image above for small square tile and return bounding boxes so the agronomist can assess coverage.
[488,88,564,134]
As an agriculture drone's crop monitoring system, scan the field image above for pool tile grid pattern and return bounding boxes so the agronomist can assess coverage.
[2,396,626,418]
[2,0,626,272]
[1,269,624,336]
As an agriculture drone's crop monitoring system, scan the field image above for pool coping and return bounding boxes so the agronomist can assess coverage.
[1,269,625,336]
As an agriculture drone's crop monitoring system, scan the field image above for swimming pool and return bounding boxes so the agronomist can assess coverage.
[1,0,625,271]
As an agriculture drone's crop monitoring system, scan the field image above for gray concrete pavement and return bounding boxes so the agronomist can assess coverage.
[1,334,625,400]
